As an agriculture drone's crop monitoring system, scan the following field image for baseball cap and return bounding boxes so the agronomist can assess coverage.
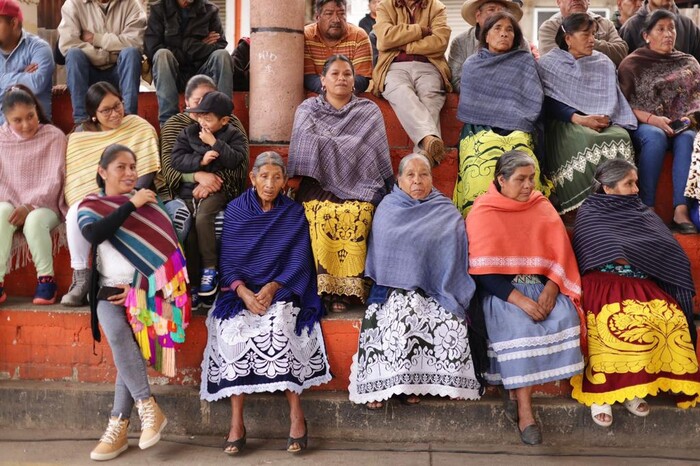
[186,91,233,117]
[0,0,23,21]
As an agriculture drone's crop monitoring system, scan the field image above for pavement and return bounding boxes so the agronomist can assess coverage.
[2,429,700,466]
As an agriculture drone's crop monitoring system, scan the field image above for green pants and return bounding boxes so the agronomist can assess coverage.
[0,202,60,281]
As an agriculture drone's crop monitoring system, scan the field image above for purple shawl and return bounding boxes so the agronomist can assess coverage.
[287,95,393,204]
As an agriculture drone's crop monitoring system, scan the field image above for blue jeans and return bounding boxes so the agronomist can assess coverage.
[152,49,234,124]
[631,123,696,208]
[65,47,141,123]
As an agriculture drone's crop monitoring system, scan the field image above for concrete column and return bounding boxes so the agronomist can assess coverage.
[249,0,305,144]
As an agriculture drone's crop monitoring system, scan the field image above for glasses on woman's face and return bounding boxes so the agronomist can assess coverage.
[97,101,124,117]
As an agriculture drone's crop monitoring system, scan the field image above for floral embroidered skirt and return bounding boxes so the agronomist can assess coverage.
[544,120,633,214]
[452,124,552,217]
[570,271,700,408]
[483,282,584,390]
[200,301,331,400]
[302,199,374,301]
[348,289,481,404]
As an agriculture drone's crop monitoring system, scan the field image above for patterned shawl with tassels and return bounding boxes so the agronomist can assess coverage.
[78,193,191,377]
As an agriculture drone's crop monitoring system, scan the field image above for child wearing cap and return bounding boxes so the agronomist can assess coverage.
[171,91,248,300]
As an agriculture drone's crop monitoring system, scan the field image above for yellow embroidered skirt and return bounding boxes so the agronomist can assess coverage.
[452,124,552,217]
[571,271,700,408]
[302,199,374,301]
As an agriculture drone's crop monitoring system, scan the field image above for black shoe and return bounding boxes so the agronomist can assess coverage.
[670,220,698,235]
[519,423,542,445]
[287,419,307,453]
[223,427,246,455]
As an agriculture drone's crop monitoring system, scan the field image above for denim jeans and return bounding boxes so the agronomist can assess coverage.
[152,49,234,124]
[631,123,696,208]
[97,300,151,419]
[65,47,141,123]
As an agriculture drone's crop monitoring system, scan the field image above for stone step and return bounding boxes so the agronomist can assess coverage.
[2,379,700,449]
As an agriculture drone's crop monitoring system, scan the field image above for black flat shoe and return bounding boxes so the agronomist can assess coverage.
[287,419,307,453]
[519,423,542,446]
[223,427,246,455]
[670,220,698,235]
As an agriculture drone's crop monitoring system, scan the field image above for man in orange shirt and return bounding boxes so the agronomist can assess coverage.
[304,0,372,93]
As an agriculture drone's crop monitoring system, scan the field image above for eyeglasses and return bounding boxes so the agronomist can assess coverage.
[96,101,124,117]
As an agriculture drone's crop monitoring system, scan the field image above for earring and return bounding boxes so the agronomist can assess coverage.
[352,86,356,93]
[321,85,326,93]
[91,117,97,122]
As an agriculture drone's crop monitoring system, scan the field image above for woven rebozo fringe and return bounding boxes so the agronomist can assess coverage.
[7,223,67,273]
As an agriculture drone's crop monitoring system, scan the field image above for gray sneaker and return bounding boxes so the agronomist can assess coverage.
[60,268,90,307]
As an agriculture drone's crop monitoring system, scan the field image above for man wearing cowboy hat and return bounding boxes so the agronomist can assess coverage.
[538,0,628,65]
[448,0,532,92]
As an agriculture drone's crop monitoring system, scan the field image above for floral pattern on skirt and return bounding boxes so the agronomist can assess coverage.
[348,289,481,403]
[200,301,331,401]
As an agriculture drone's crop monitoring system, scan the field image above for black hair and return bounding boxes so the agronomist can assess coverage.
[321,54,355,77]
[479,12,523,53]
[555,13,596,51]
[642,9,676,40]
[315,0,346,14]
[184,74,216,100]
[1,84,50,124]
[96,143,137,190]
[85,81,122,124]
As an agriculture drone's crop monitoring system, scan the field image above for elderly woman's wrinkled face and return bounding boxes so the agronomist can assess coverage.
[485,18,515,54]
[498,165,535,202]
[644,18,676,54]
[398,157,433,200]
[95,92,124,130]
[604,170,639,196]
[320,59,354,100]
[565,27,596,59]
[249,163,286,207]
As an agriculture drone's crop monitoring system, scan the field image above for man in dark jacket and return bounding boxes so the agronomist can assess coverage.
[145,0,233,125]
[620,0,700,60]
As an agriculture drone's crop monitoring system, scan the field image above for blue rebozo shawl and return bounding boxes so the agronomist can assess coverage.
[573,194,696,344]
[365,185,476,319]
[538,48,637,130]
[212,188,323,334]
[458,48,543,133]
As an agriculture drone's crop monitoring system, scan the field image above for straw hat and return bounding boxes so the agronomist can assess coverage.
[461,0,523,26]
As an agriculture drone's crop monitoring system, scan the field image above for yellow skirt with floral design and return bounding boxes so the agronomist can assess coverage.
[302,199,374,301]
[571,271,700,408]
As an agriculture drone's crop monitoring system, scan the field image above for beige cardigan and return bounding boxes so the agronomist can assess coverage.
[371,0,452,95]
[58,0,146,69]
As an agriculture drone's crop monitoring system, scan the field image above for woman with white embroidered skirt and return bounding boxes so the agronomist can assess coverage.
[0,85,67,304]
[200,151,331,455]
[468,151,584,445]
[349,154,483,410]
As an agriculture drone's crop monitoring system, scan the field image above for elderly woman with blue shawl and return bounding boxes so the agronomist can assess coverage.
[572,159,700,427]
[349,154,483,410]
[200,151,330,456]
[453,11,552,216]
[539,13,636,216]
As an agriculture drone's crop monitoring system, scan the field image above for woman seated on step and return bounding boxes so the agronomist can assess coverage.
[79,144,190,461]
[453,12,552,217]
[200,151,331,456]
[0,85,67,305]
[467,150,585,446]
[61,82,160,306]
[288,54,394,313]
[572,158,700,427]
[538,13,636,217]
[349,153,484,410]
[618,9,700,234]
